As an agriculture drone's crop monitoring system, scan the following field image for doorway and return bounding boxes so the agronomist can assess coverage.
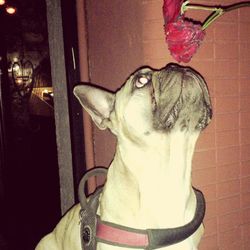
[0,0,60,249]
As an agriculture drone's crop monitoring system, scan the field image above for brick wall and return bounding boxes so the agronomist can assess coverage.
[85,0,250,248]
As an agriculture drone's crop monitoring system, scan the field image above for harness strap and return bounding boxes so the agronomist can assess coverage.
[96,189,205,249]
[78,167,108,250]
[78,167,108,209]
[78,168,206,250]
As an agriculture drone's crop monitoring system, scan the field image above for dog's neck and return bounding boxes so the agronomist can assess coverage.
[98,130,200,229]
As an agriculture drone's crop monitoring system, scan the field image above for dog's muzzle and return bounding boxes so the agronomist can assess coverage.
[152,64,212,131]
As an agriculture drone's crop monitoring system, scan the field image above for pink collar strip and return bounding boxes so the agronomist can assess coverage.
[96,217,149,248]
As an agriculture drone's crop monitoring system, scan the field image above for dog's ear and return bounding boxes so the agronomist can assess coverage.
[73,84,115,130]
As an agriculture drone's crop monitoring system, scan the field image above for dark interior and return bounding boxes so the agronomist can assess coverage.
[0,1,61,249]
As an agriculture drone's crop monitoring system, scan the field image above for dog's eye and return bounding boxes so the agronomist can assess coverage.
[135,75,150,88]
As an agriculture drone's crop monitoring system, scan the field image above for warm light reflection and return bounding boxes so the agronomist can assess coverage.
[0,0,5,5]
[12,63,20,72]
[6,6,16,14]
[16,78,23,85]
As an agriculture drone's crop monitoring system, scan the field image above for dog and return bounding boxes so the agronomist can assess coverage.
[35,63,212,250]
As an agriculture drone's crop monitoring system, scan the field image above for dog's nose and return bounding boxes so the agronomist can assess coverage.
[166,63,179,69]
[165,63,184,72]
[165,64,196,77]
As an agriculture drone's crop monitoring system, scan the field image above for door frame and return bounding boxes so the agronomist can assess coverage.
[46,0,86,214]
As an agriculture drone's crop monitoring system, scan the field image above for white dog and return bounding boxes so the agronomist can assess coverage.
[35,64,212,250]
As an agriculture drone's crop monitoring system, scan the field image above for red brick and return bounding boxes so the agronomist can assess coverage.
[199,234,218,250]
[240,22,250,41]
[218,228,241,247]
[196,42,214,60]
[141,0,162,21]
[240,112,250,129]
[216,130,239,148]
[189,61,215,80]
[240,96,250,112]
[196,132,216,151]
[202,184,217,202]
[218,211,241,233]
[215,96,239,114]
[215,23,238,41]
[241,161,250,177]
[206,201,217,219]
[204,217,218,237]
[241,223,250,243]
[204,118,216,134]
[143,40,168,60]
[217,146,240,165]
[240,79,250,96]
[210,97,216,112]
[192,168,217,187]
[240,8,250,23]
[203,26,215,43]
[240,60,250,78]
[215,42,239,60]
[240,42,250,61]
[241,208,250,224]
[217,179,240,199]
[240,129,250,145]
[214,79,239,97]
[206,80,215,98]
[241,145,250,161]
[241,176,250,193]
[143,20,165,41]
[217,163,240,181]
[143,57,171,69]
[243,242,250,250]
[216,113,239,131]
[241,192,250,208]
[193,150,216,169]
[220,242,242,250]
[217,195,240,215]
[213,60,239,79]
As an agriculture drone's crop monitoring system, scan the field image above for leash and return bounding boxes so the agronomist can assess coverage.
[78,167,108,250]
[79,168,206,250]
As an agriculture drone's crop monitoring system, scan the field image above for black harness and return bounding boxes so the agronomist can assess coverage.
[78,168,205,250]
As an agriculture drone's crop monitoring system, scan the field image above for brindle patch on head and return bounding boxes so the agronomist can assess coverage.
[152,64,212,132]
[152,67,183,131]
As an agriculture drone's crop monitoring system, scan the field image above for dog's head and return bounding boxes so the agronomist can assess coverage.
[74,64,212,141]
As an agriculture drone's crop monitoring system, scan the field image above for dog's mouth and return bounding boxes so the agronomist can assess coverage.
[151,64,212,131]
